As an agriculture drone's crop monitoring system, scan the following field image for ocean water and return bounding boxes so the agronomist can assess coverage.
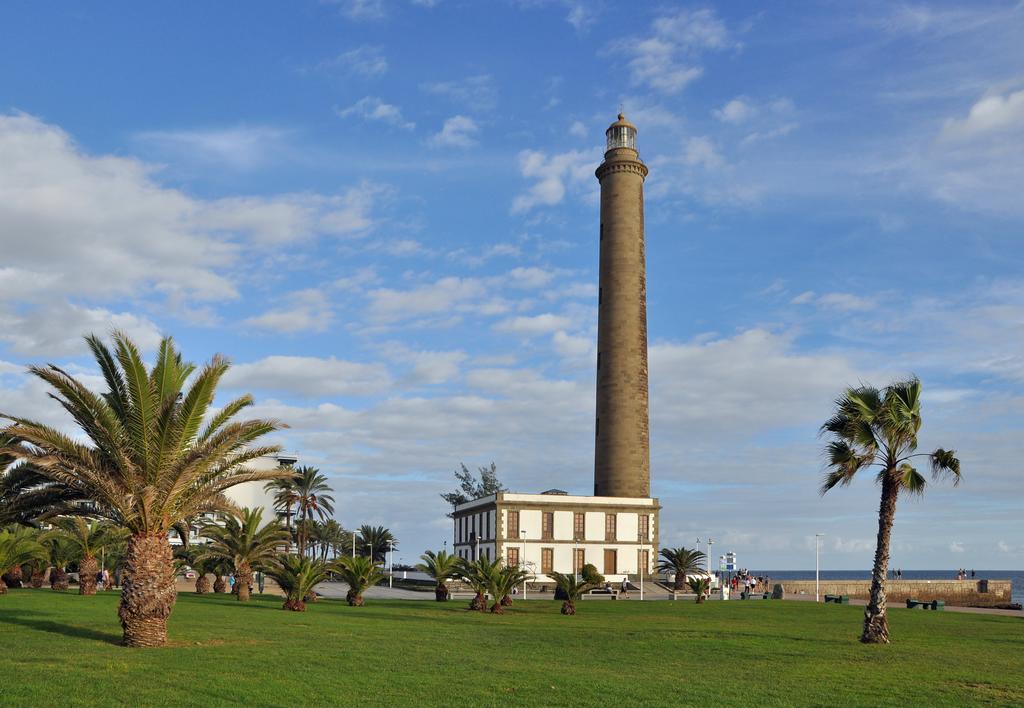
[753,569,1023,605]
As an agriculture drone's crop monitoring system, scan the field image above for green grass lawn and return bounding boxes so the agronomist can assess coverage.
[2,590,1022,706]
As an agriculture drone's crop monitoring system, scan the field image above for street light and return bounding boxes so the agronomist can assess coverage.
[388,538,394,589]
[639,544,645,601]
[520,530,527,599]
[815,533,825,602]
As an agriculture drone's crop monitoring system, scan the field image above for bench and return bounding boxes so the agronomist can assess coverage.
[824,594,849,604]
[584,590,618,600]
[906,598,945,611]
[450,591,488,600]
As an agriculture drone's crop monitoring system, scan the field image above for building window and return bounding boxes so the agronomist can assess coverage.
[542,512,554,540]
[507,510,520,538]
[605,513,617,542]
[603,548,617,576]
[638,514,649,541]
[541,547,554,574]
[574,548,585,573]
[573,512,585,540]
[637,548,650,575]
[507,547,519,567]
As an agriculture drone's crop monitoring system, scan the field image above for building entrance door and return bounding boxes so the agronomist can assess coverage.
[603,549,617,576]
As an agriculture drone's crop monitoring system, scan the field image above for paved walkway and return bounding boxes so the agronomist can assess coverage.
[784,591,1023,617]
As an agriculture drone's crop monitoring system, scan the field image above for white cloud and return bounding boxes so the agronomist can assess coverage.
[319,45,388,78]
[0,302,162,357]
[380,343,468,385]
[714,97,756,124]
[336,97,415,130]
[790,291,875,312]
[242,289,333,334]
[511,148,597,213]
[684,136,725,170]
[428,115,479,148]
[132,125,291,169]
[616,8,735,95]
[224,355,392,397]
[494,313,571,336]
[569,120,587,138]
[421,74,497,111]
[949,541,965,553]
[941,89,1024,141]
[367,276,489,324]
[334,0,386,20]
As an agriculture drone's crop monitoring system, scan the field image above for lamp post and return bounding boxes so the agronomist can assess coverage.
[639,544,645,601]
[388,538,394,589]
[520,530,527,599]
[815,533,825,602]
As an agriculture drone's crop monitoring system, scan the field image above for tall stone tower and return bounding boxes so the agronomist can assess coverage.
[594,114,650,498]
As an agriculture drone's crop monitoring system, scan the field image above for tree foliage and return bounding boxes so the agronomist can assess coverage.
[440,462,506,509]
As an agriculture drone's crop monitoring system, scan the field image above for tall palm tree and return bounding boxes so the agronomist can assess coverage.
[0,332,291,647]
[264,474,300,541]
[658,547,706,591]
[333,555,385,606]
[44,517,127,595]
[315,519,346,562]
[291,467,334,557]
[197,508,289,602]
[266,555,330,611]
[548,572,594,615]
[821,378,961,644]
[0,526,46,594]
[356,524,395,563]
[417,550,460,601]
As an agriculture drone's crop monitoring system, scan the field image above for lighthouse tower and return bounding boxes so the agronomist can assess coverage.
[593,114,650,498]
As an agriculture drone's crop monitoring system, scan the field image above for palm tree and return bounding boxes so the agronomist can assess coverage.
[0,332,292,647]
[173,545,217,594]
[658,547,706,591]
[197,508,289,602]
[486,564,529,614]
[0,527,46,594]
[456,556,500,612]
[44,518,127,595]
[266,555,330,612]
[0,452,82,527]
[315,520,346,562]
[549,571,594,615]
[417,550,460,601]
[333,555,385,606]
[687,576,710,603]
[820,378,961,644]
[264,474,299,548]
[44,535,74,591]
[291,467,334,557]
[356,524,395,563]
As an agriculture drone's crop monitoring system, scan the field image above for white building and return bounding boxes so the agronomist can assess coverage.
[451,490,660,584]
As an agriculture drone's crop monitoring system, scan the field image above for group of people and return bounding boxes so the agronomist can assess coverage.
[726,572,769,595]
[93,569,113,589]
[956,568,976,580]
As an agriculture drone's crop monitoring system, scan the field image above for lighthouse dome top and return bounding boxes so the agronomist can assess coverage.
[606,113,637,151]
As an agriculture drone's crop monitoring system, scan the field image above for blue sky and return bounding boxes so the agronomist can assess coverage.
[1,1,1023,568]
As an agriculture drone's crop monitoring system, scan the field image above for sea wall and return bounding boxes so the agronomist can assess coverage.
[776,579,1013,607]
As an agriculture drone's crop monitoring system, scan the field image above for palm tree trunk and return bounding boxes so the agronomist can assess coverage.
[195,574,211,594]
[284,597,305,611]
[79,556,99,595]
[490,599,504,614]
[673,571,686,591]
[862,471,898,644]
[0,577,7,594]
[30,567,45,589]
[561,599,576,615]
[236,564,253,602]
[51,567,68,591]
[435,582,449,601]
[3,565,23,588]
[118,533,177,648]
[213,575,226,593]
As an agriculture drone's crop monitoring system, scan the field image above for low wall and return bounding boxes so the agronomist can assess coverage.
[776,579,1013,607]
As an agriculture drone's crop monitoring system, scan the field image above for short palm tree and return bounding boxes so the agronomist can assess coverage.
[44,517,127,595]
[456,556,501,612]
[548,571,594,615]
[687,576,711,603]
[173,545,217,594]
[0,332,292,647]
[43,535,74,591]
[266,554,330,611]
[291,467,334,557]
[333,555,385,606]
[417,550,460,601]
[486,564,529,614]
[356,525,395,563]
[0,526,47,594]
[658,547,706,591]
[198,508,289,602]
[821,378,961,644]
